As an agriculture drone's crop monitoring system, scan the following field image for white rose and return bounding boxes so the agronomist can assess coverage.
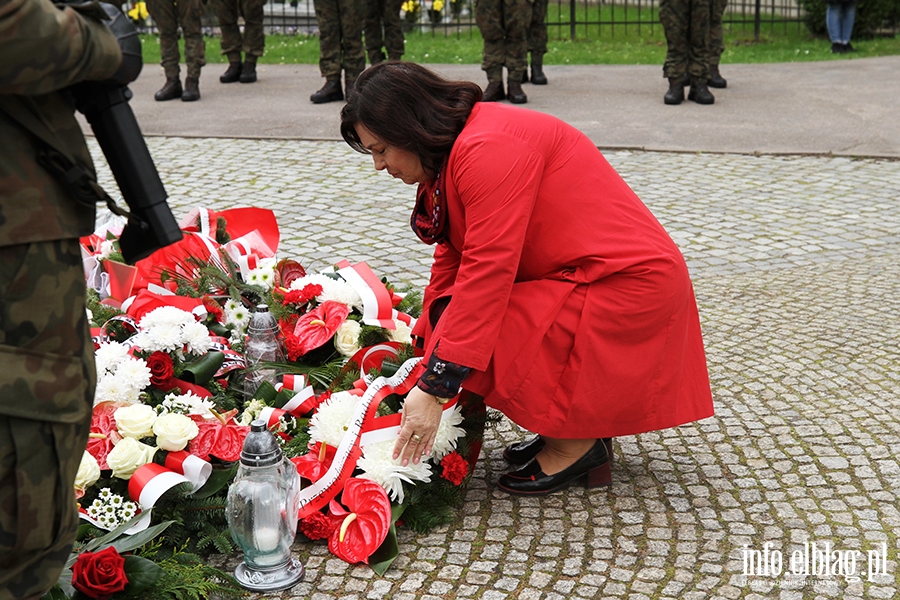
[334,319,362,357]
[74,451,101,492]
[107,438,157,479]
[388,321,413,345]
[153,413,200,451]
[115,404,157,439]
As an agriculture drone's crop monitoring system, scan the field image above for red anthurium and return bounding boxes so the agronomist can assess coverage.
[327,478,392,564]
[187,410,250,462]
[291,441,337,483]
[273,258,307,288]
[286,300,350,358]
[86,402,126,470]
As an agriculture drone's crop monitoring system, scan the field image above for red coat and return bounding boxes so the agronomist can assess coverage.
[413,103,713,439]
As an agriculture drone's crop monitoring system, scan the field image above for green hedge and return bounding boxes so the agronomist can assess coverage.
[796,0,900,38]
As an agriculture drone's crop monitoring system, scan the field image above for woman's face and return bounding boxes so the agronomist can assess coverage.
[355,124,428,186]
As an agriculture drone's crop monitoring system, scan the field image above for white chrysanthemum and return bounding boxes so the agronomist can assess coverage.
[95,342,130,376]
[119,502,138,520]
[158,391,216,417]
[95,374,141,405]
[225,306,250,332]
[98,488,113,500]
[307,391,359,447]
[288,273,332,291]
[109,494,123,507]
[318,277,364,312]
[133,322,182,353]
[357,439,432,504]
[430,405,467,460]
[247,266,275,291]
[182,321,212,355]
[224,298,242,313]
[114,356,152,392]
[87,503,102,519]
[139,305,195,330]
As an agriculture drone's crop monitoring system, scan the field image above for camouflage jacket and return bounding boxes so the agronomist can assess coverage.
[0,0,121,248]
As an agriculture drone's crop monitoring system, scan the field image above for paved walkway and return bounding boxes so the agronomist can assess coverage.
[84,58,900,599]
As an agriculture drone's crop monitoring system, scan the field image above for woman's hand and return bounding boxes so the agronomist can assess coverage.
[393,387,444,466]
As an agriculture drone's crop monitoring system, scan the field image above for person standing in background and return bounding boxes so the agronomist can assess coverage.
[659,0,715,105]
[213,0,266,83]
[826,0,857,53]
[311,0,366,103]
[364,0,405,65]
[475,0,529,103]
[147,0,206,101]
[0,0,124,596]
[707,0,727,88]
[522,0,548,85]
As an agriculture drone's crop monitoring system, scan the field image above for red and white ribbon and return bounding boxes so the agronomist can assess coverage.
[164,450,212,492]
[259,384,318,426]
[336,261,398,329]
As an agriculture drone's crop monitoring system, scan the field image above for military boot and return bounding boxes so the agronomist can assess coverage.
[154,77,182,101]
[507,79,528,104]
[708,64,727,88]
[345,71,362,101]
[240,60,257,83]
[530,56,548,85]
[220,61,242,83]
[688,78,714,104]
[311,79,343,104]
[664,77,684,105]
[482,80,505,102]
[182,77,200,101]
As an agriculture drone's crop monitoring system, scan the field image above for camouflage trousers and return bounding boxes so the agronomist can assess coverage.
[526,0,547,58]
[314,0,366,82]
[364,0,405,64]
[212,0,267,60]
[475,0,530,81]
[709,0,727,67]
[146,0,207,79]
[660,0,711,80]
[0,239,96,600]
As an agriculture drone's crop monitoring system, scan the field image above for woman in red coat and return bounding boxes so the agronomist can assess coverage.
[340,62,714,495]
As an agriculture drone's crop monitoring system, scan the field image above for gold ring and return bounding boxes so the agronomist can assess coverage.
[412,434,422,442]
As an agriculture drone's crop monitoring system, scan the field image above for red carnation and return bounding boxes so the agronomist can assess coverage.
[282,283,323,307]
[299,511,334,541]
[71,546,128,599]
[146,351,175,388]
[440,451,469,486]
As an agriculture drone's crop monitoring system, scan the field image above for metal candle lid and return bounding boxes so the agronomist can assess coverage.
[240,419,283,467]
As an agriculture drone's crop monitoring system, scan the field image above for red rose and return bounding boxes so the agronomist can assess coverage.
[146,351,175,388]
[71,546,128,599]
[299,511,334,540]
[440,451,469,486]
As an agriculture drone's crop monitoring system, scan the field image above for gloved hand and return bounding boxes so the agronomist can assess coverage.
[98,2,142,85]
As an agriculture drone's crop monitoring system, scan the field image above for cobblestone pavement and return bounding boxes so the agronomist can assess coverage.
[91,139,900,599]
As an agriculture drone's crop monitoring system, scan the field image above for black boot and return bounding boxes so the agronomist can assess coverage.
[664,77,684,105]
[181,77,200,101]
[530,56,548,85]
[831,42,845,54]
[154,77,182,101]
[482,80,505,102]
[310,79,344,104]
[682,73,692,87]
[688,78,715,104]
[239,61,257,83]
[220,61,242,83]
[708,64,727,88]
[507,79,527,104]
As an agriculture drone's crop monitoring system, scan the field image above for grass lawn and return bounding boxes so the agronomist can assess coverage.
[139,20,900,66]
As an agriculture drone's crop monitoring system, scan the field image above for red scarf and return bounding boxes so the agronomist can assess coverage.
[410,164,448,245]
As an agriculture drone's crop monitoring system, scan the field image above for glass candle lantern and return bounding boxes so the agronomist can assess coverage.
[226,420,304,592]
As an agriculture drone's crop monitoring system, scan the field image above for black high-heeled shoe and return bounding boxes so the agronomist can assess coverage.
[504,436,614,467]
[497,438,611,495]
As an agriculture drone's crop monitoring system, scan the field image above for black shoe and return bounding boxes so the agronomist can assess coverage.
[239,62,257,83]
[482,81,505,102]
[154,77,182,101]
[220,62,242,83]
[497,439,611,496]
[664,77,684,105]
[310,80,344,104]
[688,79,714,104]
[832,42,846,54]
[181,77,200,102]
[503,435,545,464]
[844,42,855,52]
[522,69,529,83]
[507,79,527,104]
[530,62,548,85]
[708,65,727,89]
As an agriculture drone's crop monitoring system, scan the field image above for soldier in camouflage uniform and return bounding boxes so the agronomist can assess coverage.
[212,0,266,84]
[310,0,365,103]
[0,0,119,597]
[707,0,728,88]
[364,0,404,65]
[146,0,206,101]
[659,0,714,105]
[475,0,530,103]
[522,0,548,85]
